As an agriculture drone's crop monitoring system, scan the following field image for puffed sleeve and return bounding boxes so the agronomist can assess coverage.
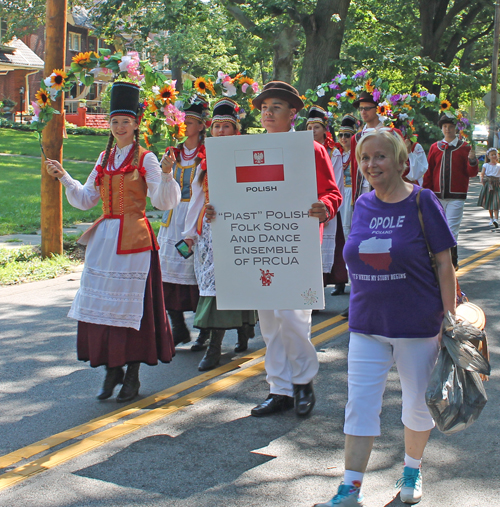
[182,165,205,241]
[59,155,102,210]
[331,147,345,198]
[314,142,343,219]
[143,152,181,211]
[407,143,428,182]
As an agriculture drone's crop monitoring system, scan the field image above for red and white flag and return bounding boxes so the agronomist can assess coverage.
[234,148,284,183]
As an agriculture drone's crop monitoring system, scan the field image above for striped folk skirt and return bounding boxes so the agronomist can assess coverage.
[478,176,500,211]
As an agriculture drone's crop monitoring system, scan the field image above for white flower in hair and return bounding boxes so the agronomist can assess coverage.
[152,86,160,94]
[399,113,409,120]
[222,81,237,97]
[118,56,132,72]
[316,86,325,97]
[43,76,52,88]
[355,86,362,91]
[444,111,454,119]
[427,94,436,102]
[175,100,184,110]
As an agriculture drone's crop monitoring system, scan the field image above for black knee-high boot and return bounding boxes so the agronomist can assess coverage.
[198,330,225,371]
[96,366,124,400]
[168,310,191,345]
[116,362,140,402]
[191,328,211,351]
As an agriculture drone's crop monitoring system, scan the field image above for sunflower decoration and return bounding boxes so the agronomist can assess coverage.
[174,122,187,140]
[156,84,178,104]
[239,76,254,87]
[50,69,67,90]
[364,79,375,93]
[194,77,210,95]
[206,79,216,96]
[376,103,392,118]
[440,99,452,111]
[72,51,97,67]
[248,98,255,111]
[345,89,357,101]
[35,89,51,108]
[143,133,151,148]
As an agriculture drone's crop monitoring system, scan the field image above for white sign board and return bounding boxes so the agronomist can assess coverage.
[205,131,325,310]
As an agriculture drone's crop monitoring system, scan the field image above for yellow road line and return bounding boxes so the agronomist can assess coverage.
[459,242,500,268]
[457,246,500,277]
[0,321,349,492]
[0,314,343,472]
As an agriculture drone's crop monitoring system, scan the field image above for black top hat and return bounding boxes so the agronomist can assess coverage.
[252,81,304,111]
[306,105,328,128]
[110,81,141,119]
[184,95,210,122]
[339,114,357,134]
[438,114,456,128]
[352,90,377,109]
[212,98,239,125]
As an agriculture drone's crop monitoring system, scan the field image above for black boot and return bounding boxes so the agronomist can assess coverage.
[191,329,211,352]
[116,362,140,403]
[331,283,345,296]
[198,330,225,371]
[96,366,124,400]
[168,310,191,345]
[451,245,459,270]
[235,327,249,353]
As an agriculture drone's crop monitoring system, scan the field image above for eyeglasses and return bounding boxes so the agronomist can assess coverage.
[358,106,376,112]
[339,133,351,138]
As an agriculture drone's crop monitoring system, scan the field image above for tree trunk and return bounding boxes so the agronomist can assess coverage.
[170,57,183,91]
[272,24,300,82]
[297,0,351,93]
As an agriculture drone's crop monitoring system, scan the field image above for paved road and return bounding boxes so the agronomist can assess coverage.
[0,179,499,507]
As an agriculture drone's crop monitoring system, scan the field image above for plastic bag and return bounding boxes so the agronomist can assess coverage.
[425,313,490,435]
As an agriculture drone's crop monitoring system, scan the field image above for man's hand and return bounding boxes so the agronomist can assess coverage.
[309,201,329,223]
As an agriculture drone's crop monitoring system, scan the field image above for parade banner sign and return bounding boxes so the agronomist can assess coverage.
[205,131,324,310]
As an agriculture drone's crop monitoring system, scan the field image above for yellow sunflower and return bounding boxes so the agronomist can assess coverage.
[156,84,178,104]
[194,77,209,95]
[143,133,151,147]
[206,79,216,96]
[35,89,51,108]
[72,51,94,66]
[345,89,356,100]
[248,98,255,111]
[328,100,338,108]
[239,76,254,86]
[50,69,67,90]
[440,100,452,111]
[231,73,243,84]
[377,104,390,116]
[364,79,374,93]
[147,97,158,112]
[175,122,187,140]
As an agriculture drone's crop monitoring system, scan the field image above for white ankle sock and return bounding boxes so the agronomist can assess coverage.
[343,470,364,488]
[404,453,422,469]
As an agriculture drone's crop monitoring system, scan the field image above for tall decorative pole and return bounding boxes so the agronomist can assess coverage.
[489,0,500,148]
[41,0,67,257]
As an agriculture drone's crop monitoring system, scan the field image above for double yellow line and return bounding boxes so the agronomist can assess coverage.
[0,315,349,491]
[456,242,500,277]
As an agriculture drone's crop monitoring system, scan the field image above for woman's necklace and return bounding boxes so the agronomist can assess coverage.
[182,143,201,161]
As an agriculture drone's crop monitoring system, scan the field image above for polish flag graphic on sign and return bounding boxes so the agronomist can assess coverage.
[234,148,284,183]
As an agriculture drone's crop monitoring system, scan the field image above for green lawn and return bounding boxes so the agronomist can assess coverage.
[0,129,104,161]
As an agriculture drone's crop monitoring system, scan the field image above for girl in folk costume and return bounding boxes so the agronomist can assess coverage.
[157,96,211,350]
[478,147,500,227]
[394,118,428,185]
[45,82,180,402]
[423,114,478,268]
[306,106,348,296]
[183,98,258,371]
[337,114,357,239]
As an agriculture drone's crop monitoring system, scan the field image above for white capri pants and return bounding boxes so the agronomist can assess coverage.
[438,198,465,241]
[258,309,319,397]
[344,332,440,437]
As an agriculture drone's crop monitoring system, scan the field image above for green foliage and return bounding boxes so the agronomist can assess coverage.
[0,120,108,136]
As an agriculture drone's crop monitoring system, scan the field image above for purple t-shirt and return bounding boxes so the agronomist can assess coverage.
[344,186,456,338]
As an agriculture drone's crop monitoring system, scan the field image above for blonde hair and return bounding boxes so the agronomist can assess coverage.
[356,128,408,172]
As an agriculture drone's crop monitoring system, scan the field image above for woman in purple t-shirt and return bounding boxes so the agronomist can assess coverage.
[313,129,456,507]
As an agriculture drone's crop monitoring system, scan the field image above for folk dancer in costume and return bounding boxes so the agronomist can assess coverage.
[337,114,357,239]
[45,82,180,402]
[204,82,341,417]
[394,118,428,186]
[183,98,258,371]
[306,105,348,297]
[478,147,500,227]
[423,114,478,268]
[157,96,211,350]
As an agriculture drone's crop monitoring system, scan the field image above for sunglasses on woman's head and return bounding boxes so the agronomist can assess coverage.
[339,133,351,138]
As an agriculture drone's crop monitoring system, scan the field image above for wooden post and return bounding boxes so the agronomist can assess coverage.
[41,0,67,257]
[488,0,500,148]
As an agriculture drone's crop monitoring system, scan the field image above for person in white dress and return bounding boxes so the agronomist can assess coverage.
[45,81,181,402]
[182,98,258,371]
[157,96,211,350]
[306,105,348,296]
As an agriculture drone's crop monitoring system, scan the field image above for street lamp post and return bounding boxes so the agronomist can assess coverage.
[19,86,24,123]
[489,0,500,148]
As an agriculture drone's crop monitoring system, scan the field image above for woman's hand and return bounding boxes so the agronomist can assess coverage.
[309,201,328,223]
[161,148,176,174]
[184,238,194,254]
[469,147,477,161]
[205,203,216,223]
[45,159,66,179]
[404,138,413,155]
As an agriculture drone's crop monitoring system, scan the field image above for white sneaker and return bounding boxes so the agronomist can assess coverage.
[494,219,499,228]
[396,466,422,504]
[313,483,364,506]
[489,219,495,226]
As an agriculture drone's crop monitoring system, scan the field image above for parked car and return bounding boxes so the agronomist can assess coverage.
[473,124,489,142]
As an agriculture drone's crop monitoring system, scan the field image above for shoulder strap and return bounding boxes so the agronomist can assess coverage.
[416,189,440,285]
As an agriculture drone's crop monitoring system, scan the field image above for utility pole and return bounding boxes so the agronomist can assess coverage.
[489,0,500,148]
[40,0,67,257]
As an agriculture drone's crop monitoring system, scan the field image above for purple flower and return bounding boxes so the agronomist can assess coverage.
[373,89,381,102]
[353,69,368,79]
[419,90,428,97]
[336,93,341,100]
[329,83,340,90]
[390,94,401,104]
[401,93,409,100]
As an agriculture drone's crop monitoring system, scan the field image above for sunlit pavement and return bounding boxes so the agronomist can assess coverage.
[0,178,499,507]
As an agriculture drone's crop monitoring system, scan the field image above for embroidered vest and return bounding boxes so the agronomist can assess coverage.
[78,145,158,254]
